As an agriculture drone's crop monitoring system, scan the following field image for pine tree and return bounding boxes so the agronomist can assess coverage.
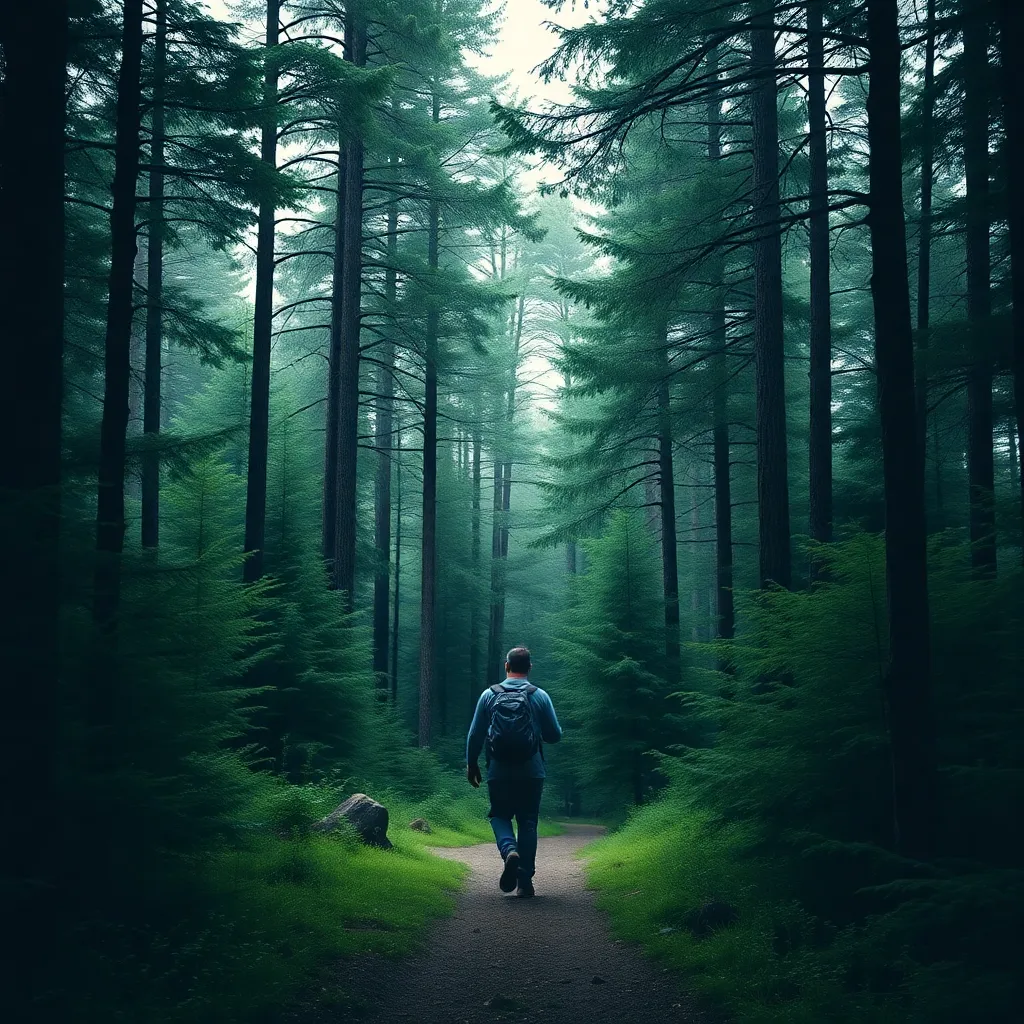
[0,2,68,1010]
[552,511,677,808]
[963,0,996,574]
[95,0,145,625]
[866,0,936,859]
[243,0,280,585]
[807,0,833,557]
[1001,0,1024,552]
[751,0,792,589]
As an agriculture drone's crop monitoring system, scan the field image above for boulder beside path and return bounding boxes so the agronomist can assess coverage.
[314,793,392,849]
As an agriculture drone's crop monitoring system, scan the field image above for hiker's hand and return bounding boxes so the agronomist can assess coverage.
[467,763,481,788]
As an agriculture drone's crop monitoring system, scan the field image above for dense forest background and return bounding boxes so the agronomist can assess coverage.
[2,0,1022,1021]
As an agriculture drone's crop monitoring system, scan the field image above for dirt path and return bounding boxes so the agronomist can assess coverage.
[346,824,705,1024]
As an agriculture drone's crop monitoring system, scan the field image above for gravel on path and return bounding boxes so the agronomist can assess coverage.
[347,824,707,1024]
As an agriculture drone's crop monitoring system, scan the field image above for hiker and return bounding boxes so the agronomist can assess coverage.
[465,646,562,897]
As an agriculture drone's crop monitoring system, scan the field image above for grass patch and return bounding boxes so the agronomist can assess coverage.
[582,801,902,1024]
[67,777,569,1022]
[585,799,1023,1024]
[69,832,467,1023]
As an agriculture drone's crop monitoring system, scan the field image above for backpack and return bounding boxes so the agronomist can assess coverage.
[486,683,540,763]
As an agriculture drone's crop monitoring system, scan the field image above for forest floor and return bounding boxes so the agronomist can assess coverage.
[330,824,710,1024]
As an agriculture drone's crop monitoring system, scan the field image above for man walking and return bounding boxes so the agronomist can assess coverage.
[466,646,562,897]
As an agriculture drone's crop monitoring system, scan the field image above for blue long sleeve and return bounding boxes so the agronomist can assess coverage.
[532,690,563,745]
[466,690,490,766]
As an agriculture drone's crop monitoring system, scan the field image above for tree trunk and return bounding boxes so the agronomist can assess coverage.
[333,11,367,605]
[915,0,936,448]
[469,423,483,718]
[0,3,67,1012]
[323,148,347,569]
[751,0,792,589]
[243,0,280,584]
[807,0,833,563]
[418,89,442,747]
[488,294,524,678]
[1000,0,1024,556]
[963,2,995,575]
[142,0,166,549]
[657,327,681,673]
[499,293,526,561]
[866,0,936,860]
[707,45,734,639]
[391,419,403,704]
[1009,420,1019,494]
[373,168,397,689]
[487,458,505,679]
[95,0,145,625]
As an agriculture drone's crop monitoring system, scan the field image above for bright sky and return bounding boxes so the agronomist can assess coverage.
[476,0,591,104]
[203,0,594,98]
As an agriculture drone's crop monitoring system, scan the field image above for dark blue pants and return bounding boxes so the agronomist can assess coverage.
[487,778,544,882]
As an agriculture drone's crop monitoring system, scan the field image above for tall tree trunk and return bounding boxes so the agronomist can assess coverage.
[469,423,483,717]
[499,293,526,561]
[964,3,995,574]
[0,3,67,1012]
[707,45,734,639]
[487,293,523,677]
[487,458,504,679]
[1009,420,1019,494]
[323,148,347,569]
[418,88,441,747]
[657,327,681,673]
[1000,0,1024,556]
[751,0,792,589]
[373,168,397,689]
[807,0,833,563]
[866,0,936,859]
[243,0,280,584]
[95,0,145,625]
[333,10,367,604]
[142,0,166,549]
[915,0,936,448]
[391,418,403,703]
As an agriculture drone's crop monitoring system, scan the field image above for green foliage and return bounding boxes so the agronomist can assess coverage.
[588,534,1024,1024]
[550,510,679,810]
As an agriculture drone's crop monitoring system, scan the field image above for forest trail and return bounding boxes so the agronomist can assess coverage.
[346,824,706,1024]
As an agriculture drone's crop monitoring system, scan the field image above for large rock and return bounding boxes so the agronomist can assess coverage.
[314,793,392,849]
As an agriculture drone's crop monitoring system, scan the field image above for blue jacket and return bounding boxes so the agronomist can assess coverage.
[466,678,563,780]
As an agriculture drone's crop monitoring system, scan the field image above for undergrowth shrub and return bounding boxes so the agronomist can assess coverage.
[587,533,1023,1023]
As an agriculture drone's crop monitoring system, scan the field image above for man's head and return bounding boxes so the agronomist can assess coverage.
[505,646,532,676]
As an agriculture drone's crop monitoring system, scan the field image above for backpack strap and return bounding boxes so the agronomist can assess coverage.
[525,684,538,695]
[490,683,506,695]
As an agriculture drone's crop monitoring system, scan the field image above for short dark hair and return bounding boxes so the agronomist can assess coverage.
[505,646,531,674]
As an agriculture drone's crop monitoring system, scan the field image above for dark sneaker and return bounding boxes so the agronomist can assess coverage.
[499,850,520,892]
[516,880,535,898]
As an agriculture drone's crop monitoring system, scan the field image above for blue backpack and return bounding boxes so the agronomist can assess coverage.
[486,683,540,763]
